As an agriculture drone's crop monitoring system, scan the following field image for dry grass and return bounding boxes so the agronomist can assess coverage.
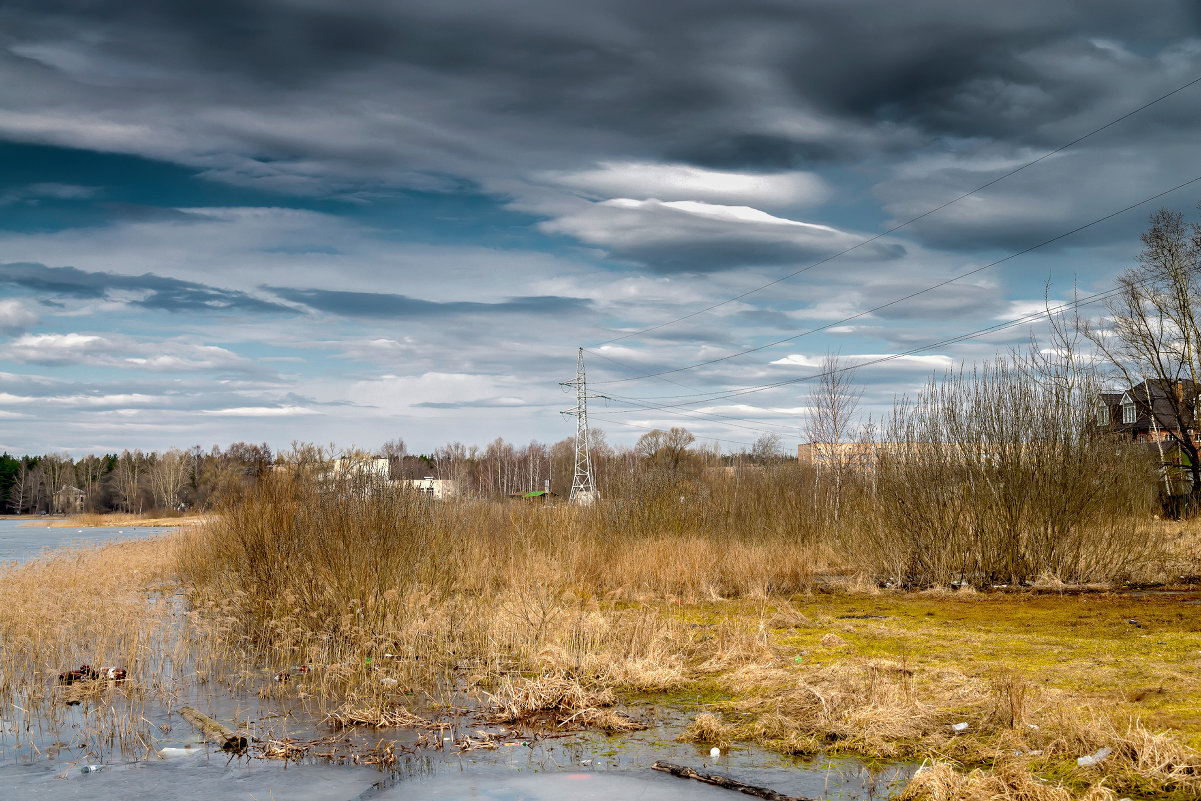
[41,512,208,528]
[159,474,1201,796]
[5,467,1198,797]
[0,535,181,760]
[681,712,735,749]
[901,761,1116,801]
[488,672,644,732]
[325,702,442,730]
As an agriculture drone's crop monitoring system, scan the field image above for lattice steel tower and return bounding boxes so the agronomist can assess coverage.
[562,347,597,504]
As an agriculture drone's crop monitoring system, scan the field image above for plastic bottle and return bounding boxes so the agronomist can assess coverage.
[80,765,103,774]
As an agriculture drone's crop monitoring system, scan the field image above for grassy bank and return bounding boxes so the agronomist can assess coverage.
[44,512,209,528]
[164,470,1201,799]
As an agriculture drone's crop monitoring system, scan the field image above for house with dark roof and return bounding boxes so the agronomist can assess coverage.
[1096,379,1200,443]
[1097,380,1201,497]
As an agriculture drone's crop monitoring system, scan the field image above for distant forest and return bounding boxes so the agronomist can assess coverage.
[0,429,784,514]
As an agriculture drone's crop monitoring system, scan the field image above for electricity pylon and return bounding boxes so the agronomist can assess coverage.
[561,347,598,505]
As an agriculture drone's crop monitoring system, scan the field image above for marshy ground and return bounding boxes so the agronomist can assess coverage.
[3,483,1200,800]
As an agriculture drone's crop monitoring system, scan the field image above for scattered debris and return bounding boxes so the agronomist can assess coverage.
[157,746,201,759]
[58,664,127,684]
[951,722,970,733]
[457,730,500,751]
[273,664,315,682]
[1077,747,1112,767]
[58,665,97,684]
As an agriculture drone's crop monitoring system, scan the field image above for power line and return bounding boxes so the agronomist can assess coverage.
[588,171,1201,386]
[592,282,1136,444]
[588,73,1201,349]
[599,283,1122,415]
[587,413,759,451]
[595,390,809,437]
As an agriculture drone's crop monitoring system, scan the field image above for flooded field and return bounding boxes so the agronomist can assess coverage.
[0,522,912,800]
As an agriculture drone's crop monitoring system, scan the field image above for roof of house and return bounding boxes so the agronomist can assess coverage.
[1100,380,1200,432]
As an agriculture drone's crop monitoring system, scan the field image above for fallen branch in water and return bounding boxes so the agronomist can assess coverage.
[178,706,248,751]
[651,761,814,801]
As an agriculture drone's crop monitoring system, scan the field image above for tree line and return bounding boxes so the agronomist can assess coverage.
[0,443,272,515]
[0,430,789,515]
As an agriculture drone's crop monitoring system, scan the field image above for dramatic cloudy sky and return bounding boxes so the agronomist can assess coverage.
[2,0,1201,456]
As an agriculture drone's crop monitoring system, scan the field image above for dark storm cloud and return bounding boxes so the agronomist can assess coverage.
[0,262,293,314]
[3,1,1197,174]
[268,287,591,319]
[1,0,1198,265]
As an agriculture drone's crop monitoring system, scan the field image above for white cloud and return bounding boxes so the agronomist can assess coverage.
[606,199,840,231]
[344,372,527,414]
[200,405,316,417]
[539,198,878,271]
[0,392,157,407]
[0,299,38,334]
[8,332,110,364]
[5,331,257,372]
[124,344,248,372]
[540,161,828,207]
[771,353,955,370]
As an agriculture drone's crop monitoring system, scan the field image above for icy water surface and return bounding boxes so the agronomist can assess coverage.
[0,518,175,564]
[0,522,914,800]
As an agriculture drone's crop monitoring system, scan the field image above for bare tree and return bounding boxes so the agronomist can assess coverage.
[74,455,107,512]
[8,459,36,513]
[634,427,696,470]
[750,432,783,465]
[113,450,146,513]
[805,352,862,531]
[1084,207,1201,501]
[805,351,862,448]
[40,454,73,502]
[149,448,190,511]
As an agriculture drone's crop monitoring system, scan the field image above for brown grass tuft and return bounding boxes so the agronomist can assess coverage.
[900,761,1115,801]
[325,702,442,730]
[681,712,735,748]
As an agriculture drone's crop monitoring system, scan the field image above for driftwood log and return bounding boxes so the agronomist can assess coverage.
[652,761,815,801]
[178,705,249,751]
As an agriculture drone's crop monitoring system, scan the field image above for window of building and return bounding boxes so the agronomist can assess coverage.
[1122,401,1137,424]
[1097,403,1109,426]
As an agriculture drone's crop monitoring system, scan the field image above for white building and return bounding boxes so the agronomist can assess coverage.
[400,476,459,499]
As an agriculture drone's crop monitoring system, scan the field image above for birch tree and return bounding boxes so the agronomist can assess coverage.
[149,448,190,510]
[805,352,862,532]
